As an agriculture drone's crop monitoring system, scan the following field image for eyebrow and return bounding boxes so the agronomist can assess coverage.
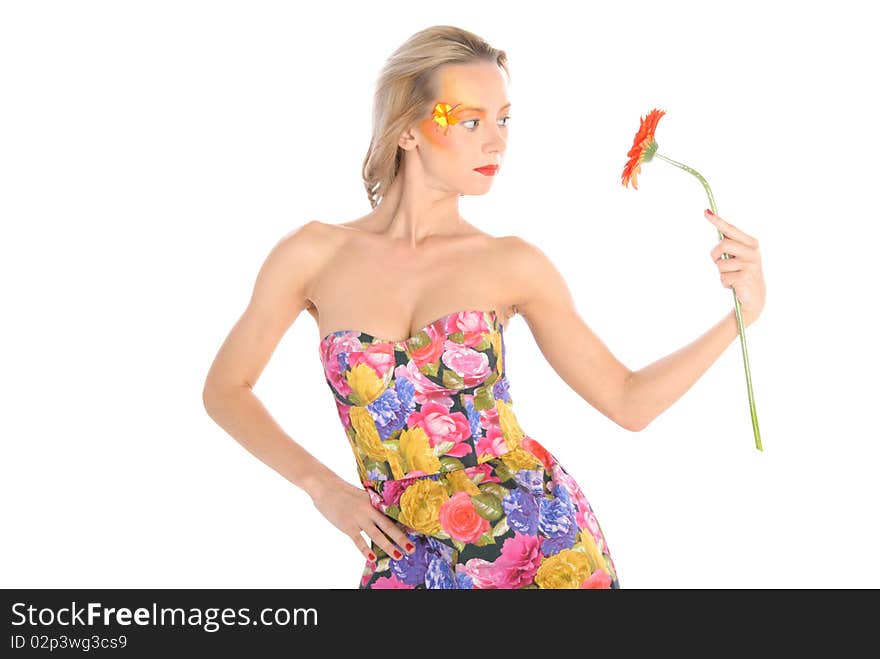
[455,102,512,114]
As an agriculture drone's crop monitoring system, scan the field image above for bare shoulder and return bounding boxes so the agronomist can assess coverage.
[263,221,324,282]
[490,235,634,429]
[280,218,344,253]
[494,234,551,264]
[273,219,346,275]
[492,235,570,316]
[249,220,343,312]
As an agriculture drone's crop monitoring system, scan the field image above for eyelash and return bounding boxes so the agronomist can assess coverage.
[461,116,512,131]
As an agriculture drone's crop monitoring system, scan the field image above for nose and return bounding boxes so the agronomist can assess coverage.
[484,124,506,155]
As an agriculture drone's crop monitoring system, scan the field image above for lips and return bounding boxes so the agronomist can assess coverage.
[473,165,499,175]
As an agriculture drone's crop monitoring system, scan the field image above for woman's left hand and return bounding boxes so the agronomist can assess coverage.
[705,209,766,327]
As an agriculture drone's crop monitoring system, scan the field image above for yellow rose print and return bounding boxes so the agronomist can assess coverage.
[397,478,449,535]
[579,528,609,579]
[399,427,441,476]
[349,406,388,461]
[489,328,503,374]
[444,469,481,496]
[535,548,593,589]
[495,398,524,450]
[345,362,387,406]
[385,449,406,480]
[500,447,542,472]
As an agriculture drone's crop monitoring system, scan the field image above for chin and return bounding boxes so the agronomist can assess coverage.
[460,184,493,197]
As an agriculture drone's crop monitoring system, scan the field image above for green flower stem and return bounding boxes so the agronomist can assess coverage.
[653,152,763,451]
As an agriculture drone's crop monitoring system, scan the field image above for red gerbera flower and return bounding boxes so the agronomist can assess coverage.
[620,108,666,190]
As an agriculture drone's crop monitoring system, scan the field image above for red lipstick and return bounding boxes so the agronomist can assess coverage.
[473,165,499,176]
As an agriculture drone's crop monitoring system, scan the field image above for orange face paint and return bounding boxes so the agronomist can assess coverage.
[422,98,510,150]
[419,101,464,149]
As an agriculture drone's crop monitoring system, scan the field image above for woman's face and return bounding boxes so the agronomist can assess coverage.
[409,61,511,196]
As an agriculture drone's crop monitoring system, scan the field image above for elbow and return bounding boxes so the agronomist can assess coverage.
[616,409,646,432]
[614,409,645,432]
[202,378,221,417]
[620,372,648,432]
[202,387,215,418]
[203,378,250,418]
[624,418,648,433]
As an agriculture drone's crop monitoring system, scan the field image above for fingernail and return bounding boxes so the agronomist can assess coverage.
[405,542,414,552]
[393,549,402,559]
[367,552,376,561]
[705,208,714,216]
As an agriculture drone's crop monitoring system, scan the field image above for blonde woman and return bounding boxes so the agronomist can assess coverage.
[202,25,765,589]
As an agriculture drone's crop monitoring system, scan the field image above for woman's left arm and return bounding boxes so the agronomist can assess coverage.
[508,237,637,432]
[508,211,765,432]
[622,210,766,430]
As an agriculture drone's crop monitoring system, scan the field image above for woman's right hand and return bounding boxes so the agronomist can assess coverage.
[309,475,416,563]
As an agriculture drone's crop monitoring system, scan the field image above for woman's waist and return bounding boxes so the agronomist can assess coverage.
[348,397,538,489]
[360,436,553,492]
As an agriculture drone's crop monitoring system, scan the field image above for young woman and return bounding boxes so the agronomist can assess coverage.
[202,25,766,589]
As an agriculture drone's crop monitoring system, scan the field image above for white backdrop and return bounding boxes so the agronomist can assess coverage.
[2,0,877,589]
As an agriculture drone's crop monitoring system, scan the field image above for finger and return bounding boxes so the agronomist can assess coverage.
[370,509,416,555]
[710,238,754,261]
[721,273,750,301]
[715,255,746,272]
[720,272,744,289]
[350,530,377,563]
[705,209,759,248]
[360,518,406,560]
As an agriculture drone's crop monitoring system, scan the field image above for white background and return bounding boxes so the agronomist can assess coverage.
[2,0,877,589]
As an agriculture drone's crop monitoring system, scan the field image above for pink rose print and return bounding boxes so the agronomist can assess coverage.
[379,478,411,507]
[406,324,447,368]
[476,428,509,461]
[551,464,593,530]
[347,343,396,378]
[581,568,613,589]
[406,401,473,458]
[493,533,544,589]
[440,341,492,387]
[394,361,456,407]
[460,532,543,589]
[479,405,501,430]
[444,310,491,347]
[334,398,352,430]
[371,574,415,589]
[320,332,364,397]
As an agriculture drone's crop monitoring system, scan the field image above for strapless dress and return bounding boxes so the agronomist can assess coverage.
[318,308,620,589]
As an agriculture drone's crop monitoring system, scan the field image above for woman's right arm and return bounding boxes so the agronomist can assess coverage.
[201,221,338,499]
[201,222,415,563]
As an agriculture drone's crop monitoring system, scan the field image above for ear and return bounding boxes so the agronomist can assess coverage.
[398,125,418,151]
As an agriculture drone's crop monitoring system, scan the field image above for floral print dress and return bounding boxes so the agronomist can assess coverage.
[318,309,620,589]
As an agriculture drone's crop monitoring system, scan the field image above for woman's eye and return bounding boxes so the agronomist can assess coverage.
[462,116,512,131]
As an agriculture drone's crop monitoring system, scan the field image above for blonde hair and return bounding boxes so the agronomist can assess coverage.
[361,25,510,209]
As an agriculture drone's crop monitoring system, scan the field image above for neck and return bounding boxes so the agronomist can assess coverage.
[373,162,467,248]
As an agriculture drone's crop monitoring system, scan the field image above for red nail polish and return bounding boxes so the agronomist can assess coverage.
[405,542,414,551]
[367,552,376,561]
[706,208,714,215]
[393,550,402,559]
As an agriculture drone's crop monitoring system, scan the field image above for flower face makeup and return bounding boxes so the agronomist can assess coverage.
[431,102,462,136]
